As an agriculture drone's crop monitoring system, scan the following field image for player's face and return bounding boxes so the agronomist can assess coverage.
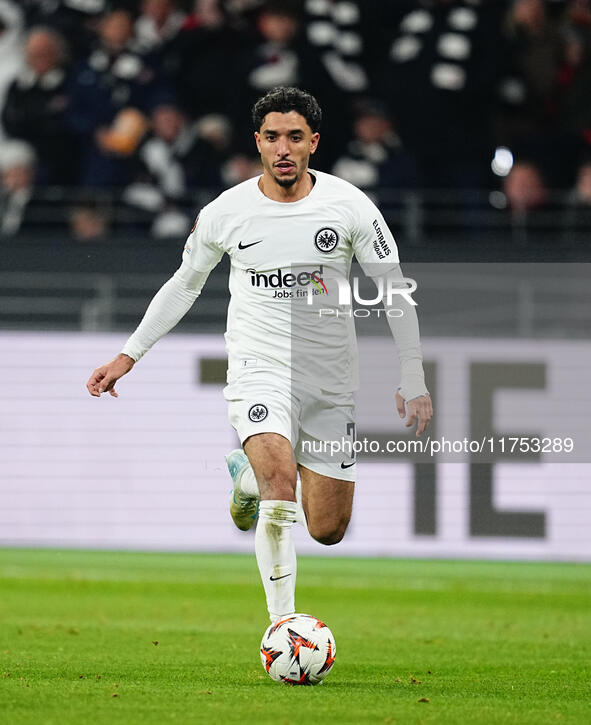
[255,111,320,189]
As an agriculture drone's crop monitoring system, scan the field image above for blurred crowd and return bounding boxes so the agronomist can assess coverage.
[1,0,591,237]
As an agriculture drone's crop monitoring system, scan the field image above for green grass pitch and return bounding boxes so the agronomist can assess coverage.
[0,549,590,724]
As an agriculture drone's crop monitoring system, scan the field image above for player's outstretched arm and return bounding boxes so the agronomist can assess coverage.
[85,260,213,399]
[87,353,135,398]
[395,389,432,437]
[85,203,221,400]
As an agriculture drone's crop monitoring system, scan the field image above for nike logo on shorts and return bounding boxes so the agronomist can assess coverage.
[269,573,291,581]
[238,239,263,249]
[340,461,356,469]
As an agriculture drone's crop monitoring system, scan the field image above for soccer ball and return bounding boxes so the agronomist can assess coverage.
[260,613,336,685]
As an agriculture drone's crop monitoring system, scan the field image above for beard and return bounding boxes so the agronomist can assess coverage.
[273,173,298,188]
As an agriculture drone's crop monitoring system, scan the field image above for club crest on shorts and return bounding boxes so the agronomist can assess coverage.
[314,227,339,253]
[248,404,268,422]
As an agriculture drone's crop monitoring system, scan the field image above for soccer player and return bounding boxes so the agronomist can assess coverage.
[86,87,432,623]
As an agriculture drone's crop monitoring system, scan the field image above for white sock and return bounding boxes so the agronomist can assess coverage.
[240,460,307,528]
[295,479,307,528]
[255,500,298,622]
[238,463,260,497]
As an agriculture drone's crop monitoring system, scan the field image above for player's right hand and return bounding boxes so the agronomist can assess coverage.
[86,353,135,398]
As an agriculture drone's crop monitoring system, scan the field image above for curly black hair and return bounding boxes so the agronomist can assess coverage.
[251,87,322,133]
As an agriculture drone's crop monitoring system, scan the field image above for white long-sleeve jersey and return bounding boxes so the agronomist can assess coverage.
[122,170,428,400]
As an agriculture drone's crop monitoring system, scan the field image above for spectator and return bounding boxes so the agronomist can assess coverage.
[243,1,306,93]
[168,0,250,119]
[2,26,76,184]
[0,140,36,236]
[573,159,591,204]
[560,1,591,165]
[494,0,575,189]
[221,153,262,187]
[379,0,506,190]
[134,0,187,55]
[123,105,231,236]
[332,98,418,199]
[0,0,24,139]
[69,202,110,241]
[302,0,371,95]
[22,0,105,62]
[196,0,226,28]
[503,160,548,212]
[67,8,173,185]
[229,0,344,163]
[193,112,235,186]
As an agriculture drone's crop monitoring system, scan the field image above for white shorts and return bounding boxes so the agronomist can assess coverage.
[223,372,357,481]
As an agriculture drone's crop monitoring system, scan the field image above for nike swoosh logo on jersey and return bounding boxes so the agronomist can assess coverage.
[269,573,291,581]
[238,239,263,249]
[340,461,356,469]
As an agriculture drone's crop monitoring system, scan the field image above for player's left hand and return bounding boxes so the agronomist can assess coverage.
[396,390,433,437]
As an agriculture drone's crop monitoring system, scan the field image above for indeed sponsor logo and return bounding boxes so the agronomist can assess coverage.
[248,266,324,289]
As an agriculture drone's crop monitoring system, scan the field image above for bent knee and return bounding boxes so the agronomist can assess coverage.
[309,518,350,546]
[313,531,345,546]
